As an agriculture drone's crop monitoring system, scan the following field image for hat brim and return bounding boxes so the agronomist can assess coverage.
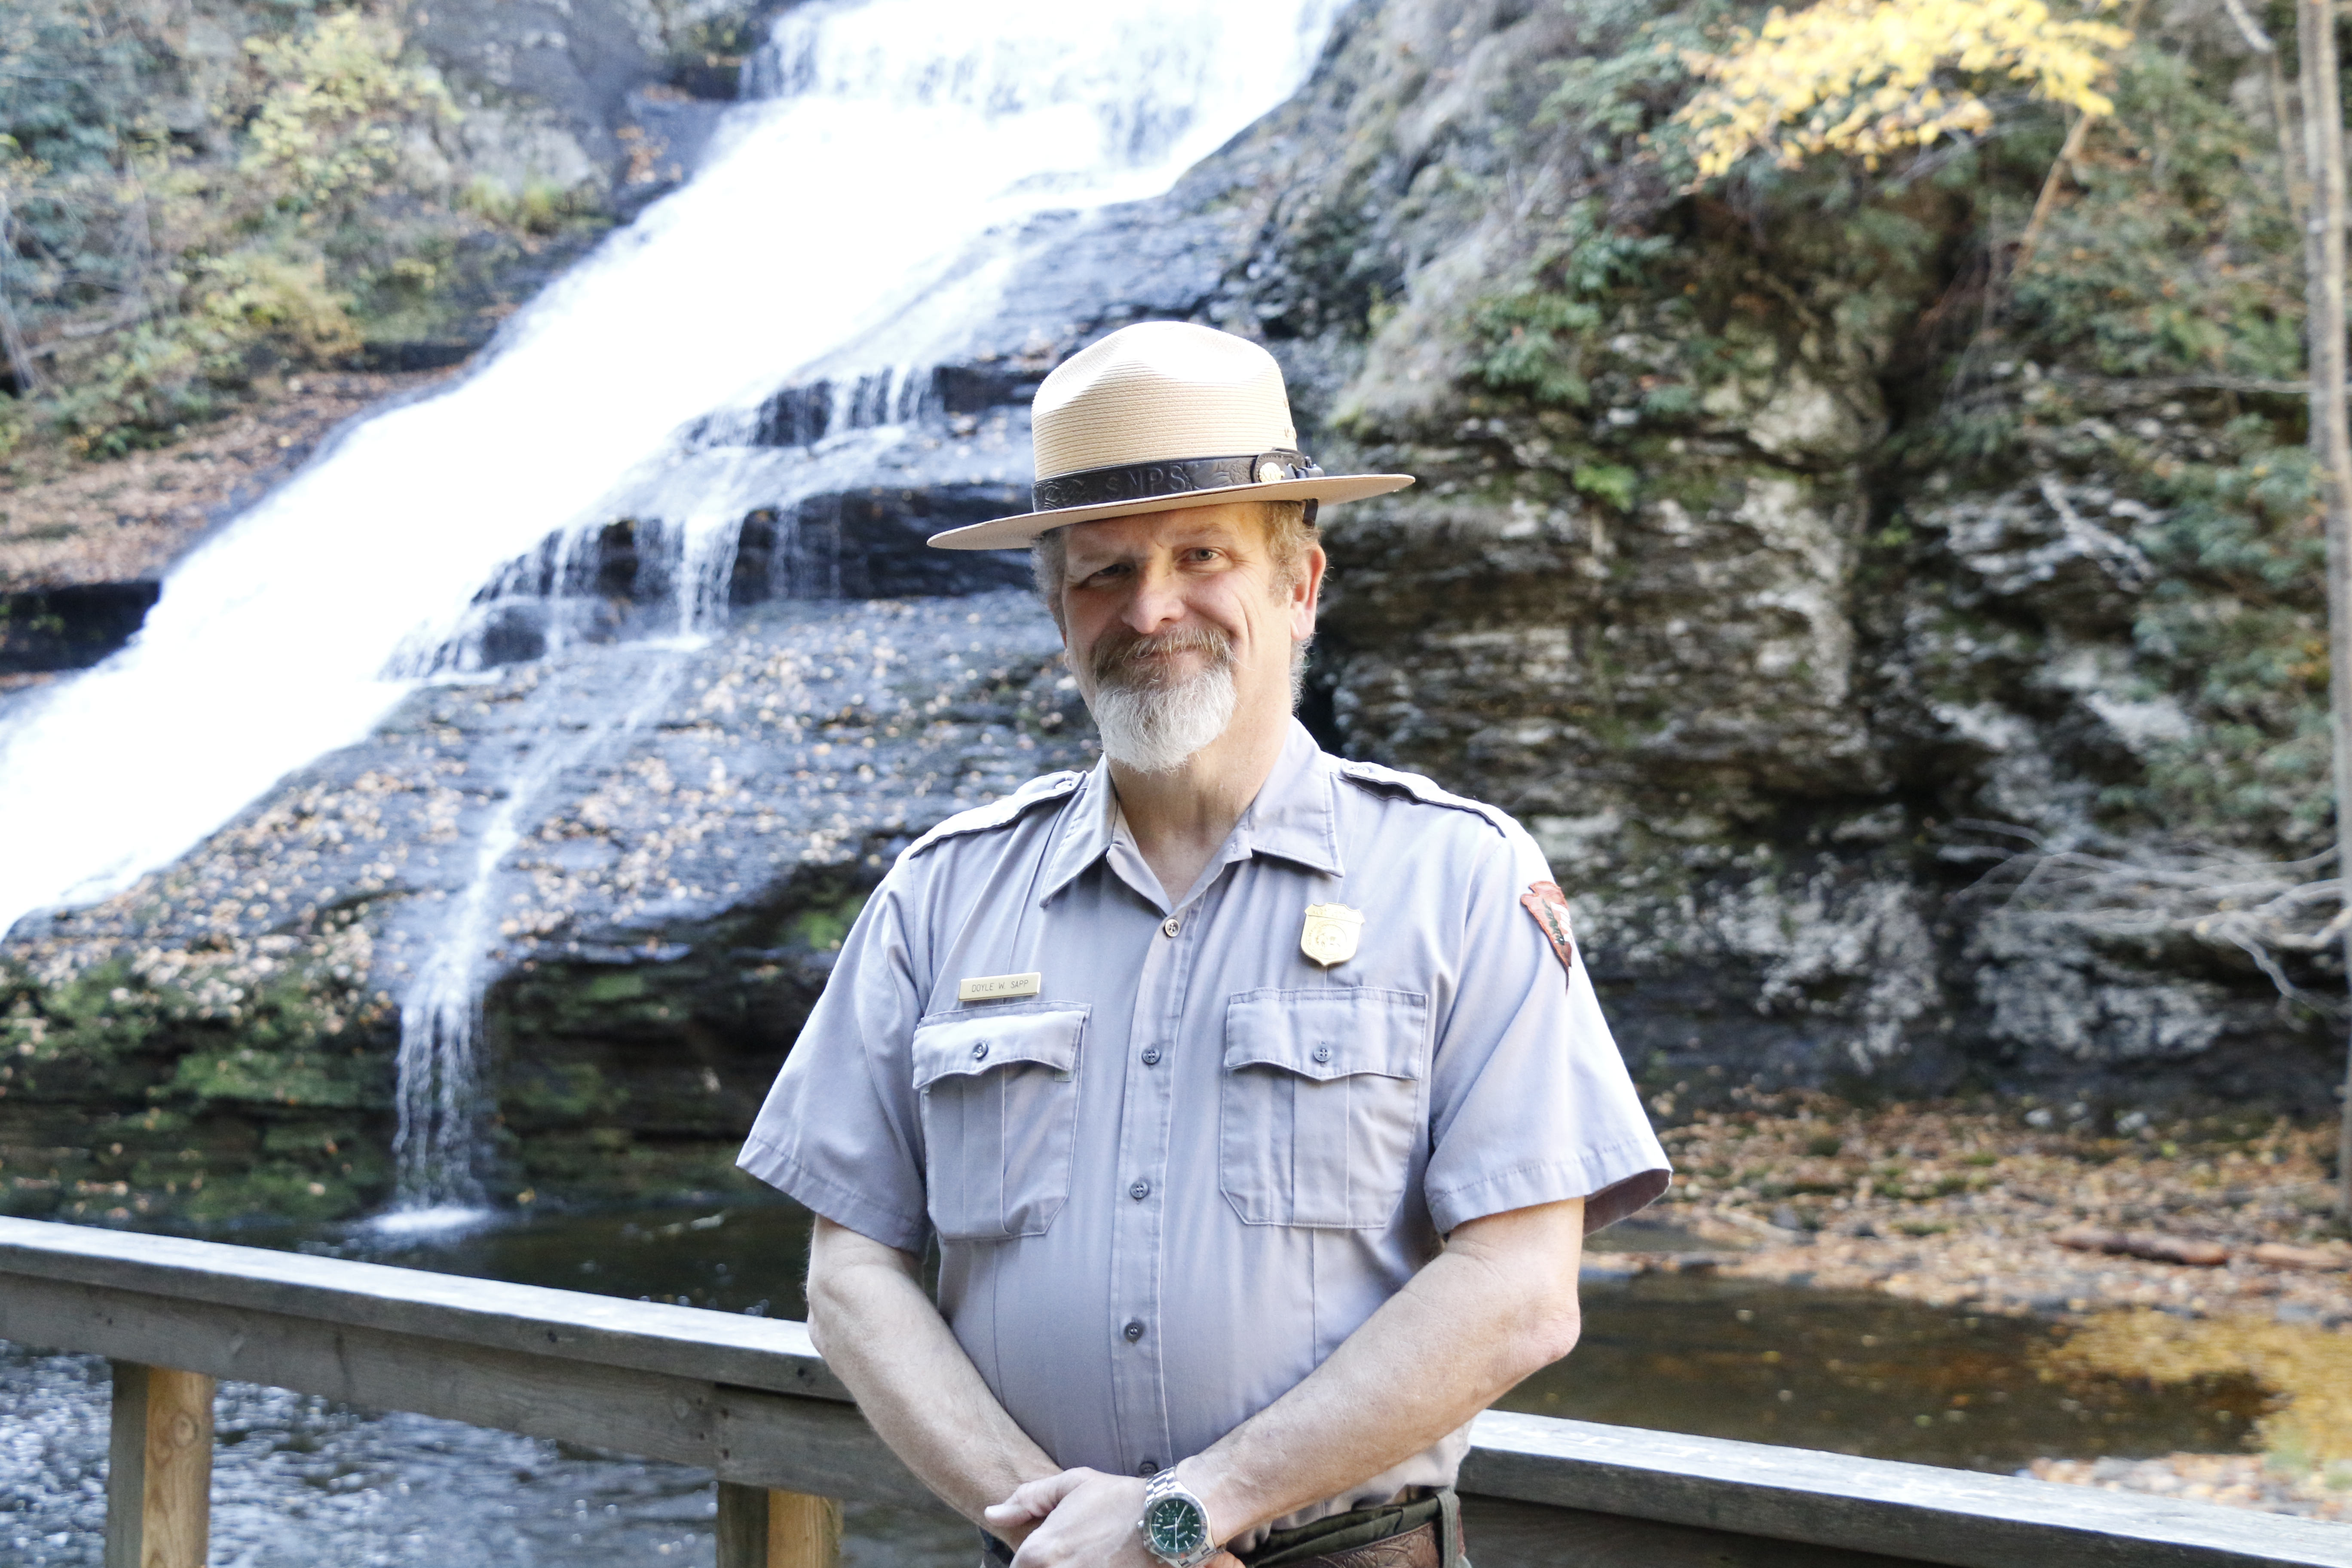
[926,474,1415,551]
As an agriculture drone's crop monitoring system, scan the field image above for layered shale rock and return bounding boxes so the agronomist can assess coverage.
[1,592,1087,1219]
[948,0,2342,1112]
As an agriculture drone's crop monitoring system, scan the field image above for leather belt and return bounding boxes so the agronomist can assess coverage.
[980,1493,1461,1568]
[1269,1519,1441,1568]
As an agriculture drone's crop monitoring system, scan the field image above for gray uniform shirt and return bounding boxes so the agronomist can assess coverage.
[739,722,1669,1542]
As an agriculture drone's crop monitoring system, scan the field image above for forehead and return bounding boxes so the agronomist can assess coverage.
[1060,502,1271,564]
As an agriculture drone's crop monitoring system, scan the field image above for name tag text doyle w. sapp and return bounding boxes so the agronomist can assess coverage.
[958,972,1043,1003]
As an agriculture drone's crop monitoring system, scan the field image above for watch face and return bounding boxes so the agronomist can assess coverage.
[1144,1495,1208,1557]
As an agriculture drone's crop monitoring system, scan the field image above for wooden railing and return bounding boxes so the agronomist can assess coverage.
[1,1215,2347,1568]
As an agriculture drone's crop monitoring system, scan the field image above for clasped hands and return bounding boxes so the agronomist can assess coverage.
[984,1467,1243,1568]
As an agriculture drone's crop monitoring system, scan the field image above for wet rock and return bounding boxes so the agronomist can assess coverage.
[0,591,1093,1219]
[912,0,2342,1113]
[0,584,160,674]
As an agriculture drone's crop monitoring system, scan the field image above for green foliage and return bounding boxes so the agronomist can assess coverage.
[168,1042,369,1108]
[1542,0,1719,147]
[460,173,591,236]
[0,0,583,460]
[1927,38,2324,852]
[1571,461,1641,509]
[2004,45,2302,383]
[792,890,870,953]
[1478,201,1675,408]
[2106,425,2333,848]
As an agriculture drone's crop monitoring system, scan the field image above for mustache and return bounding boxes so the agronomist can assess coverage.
[1085,625,1235,688]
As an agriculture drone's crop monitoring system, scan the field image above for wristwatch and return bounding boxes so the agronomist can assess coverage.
[1139,1467,1219,1568]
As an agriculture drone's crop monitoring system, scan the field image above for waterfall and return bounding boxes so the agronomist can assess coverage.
[383,652,690,1220]
[0,0,1345,937]
[0,0,1343,1213]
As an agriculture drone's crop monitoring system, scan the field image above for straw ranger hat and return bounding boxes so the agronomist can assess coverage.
[926,321,1414,550]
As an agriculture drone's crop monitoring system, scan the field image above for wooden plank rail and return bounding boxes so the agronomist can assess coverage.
[0,1217,2346,1568]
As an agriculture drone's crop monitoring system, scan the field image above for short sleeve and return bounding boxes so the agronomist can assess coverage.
[736,875,933,1253]
[1421,826,1671,1236]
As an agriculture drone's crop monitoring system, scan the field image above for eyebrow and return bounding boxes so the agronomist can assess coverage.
[1067,533,1245,573]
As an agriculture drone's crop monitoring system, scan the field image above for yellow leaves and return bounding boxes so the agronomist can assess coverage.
[240,9,453,206]
[1675,0,2132,181]
[2045,1310,2352,1467]
[194,252,361,363]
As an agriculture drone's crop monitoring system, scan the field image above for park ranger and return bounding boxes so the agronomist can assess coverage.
[738,322,1670,1568]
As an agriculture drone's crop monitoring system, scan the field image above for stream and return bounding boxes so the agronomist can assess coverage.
[0,1201,2263,1566]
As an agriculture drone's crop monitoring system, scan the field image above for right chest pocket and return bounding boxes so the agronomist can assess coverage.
[911,1004,1088,1242]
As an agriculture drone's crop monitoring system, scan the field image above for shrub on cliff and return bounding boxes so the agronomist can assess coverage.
[0,0,595,462]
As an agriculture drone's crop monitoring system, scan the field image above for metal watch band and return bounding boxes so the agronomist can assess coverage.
[1140,1468,1220,1568]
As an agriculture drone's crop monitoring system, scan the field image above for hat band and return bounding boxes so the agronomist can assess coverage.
[1032,449,1321,513]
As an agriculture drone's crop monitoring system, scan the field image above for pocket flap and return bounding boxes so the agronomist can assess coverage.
[1222,989,1427,1082]
[913,1005,1088,1090]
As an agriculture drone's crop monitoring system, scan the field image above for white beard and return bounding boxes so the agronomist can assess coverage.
[1087,660,1238,774]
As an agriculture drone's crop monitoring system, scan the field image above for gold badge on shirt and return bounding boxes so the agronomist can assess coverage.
[1299,904,1364,968]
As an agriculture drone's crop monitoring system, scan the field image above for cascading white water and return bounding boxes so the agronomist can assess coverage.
[383,652,691,1220]
[0,0,1344,939]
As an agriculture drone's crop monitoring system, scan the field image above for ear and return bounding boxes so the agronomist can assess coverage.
[1288,541,1326,642]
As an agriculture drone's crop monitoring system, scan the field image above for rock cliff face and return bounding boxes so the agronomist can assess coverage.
[1133,0,2343,1116]
[3,0,2343,1225]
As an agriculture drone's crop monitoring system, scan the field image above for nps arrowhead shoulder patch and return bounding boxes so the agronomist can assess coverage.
[1520,881,1578,975]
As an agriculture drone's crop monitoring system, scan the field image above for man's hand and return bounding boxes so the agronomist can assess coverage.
[989,1469,1242,1568]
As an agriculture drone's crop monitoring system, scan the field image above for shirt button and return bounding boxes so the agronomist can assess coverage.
[971,1041,989,1059]
[1130,1179,1150,1200]
[1138,1460,1159,1477]
[1160,916,1181,938]
[1312,1044,1332,1063]
[1123,1320,1145,1342]
[1141,1047,1161,1066]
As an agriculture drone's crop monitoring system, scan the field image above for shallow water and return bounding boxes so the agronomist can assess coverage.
[0,1200,2265,1565]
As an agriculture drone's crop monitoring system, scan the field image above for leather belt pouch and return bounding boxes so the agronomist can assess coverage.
[1247,1491,1460,1568]
[1262,1519,1439,1568]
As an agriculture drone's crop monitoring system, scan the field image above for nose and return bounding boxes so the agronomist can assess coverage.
[1121,557,1186,635]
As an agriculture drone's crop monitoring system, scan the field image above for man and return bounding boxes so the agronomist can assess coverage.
[738,321,1669,1568]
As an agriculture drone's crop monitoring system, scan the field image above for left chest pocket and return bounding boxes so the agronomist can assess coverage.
[1219,988,1427,1229]
[911,1004,1088,1243]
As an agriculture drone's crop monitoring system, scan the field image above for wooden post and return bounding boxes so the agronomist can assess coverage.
[717,1481,843,1568]
[105,1360,215,1568]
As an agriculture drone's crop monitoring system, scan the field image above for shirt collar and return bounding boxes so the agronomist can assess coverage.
[1035,720,1345,906]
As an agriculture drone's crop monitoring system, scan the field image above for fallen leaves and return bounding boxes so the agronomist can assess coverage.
[1651,1095,2352,1326]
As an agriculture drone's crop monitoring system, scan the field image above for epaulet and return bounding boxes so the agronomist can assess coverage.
[1332,758,1516,839]
[901,770,1086,859]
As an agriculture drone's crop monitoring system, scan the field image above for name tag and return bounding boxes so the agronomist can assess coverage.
[958,971,1042,1002]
